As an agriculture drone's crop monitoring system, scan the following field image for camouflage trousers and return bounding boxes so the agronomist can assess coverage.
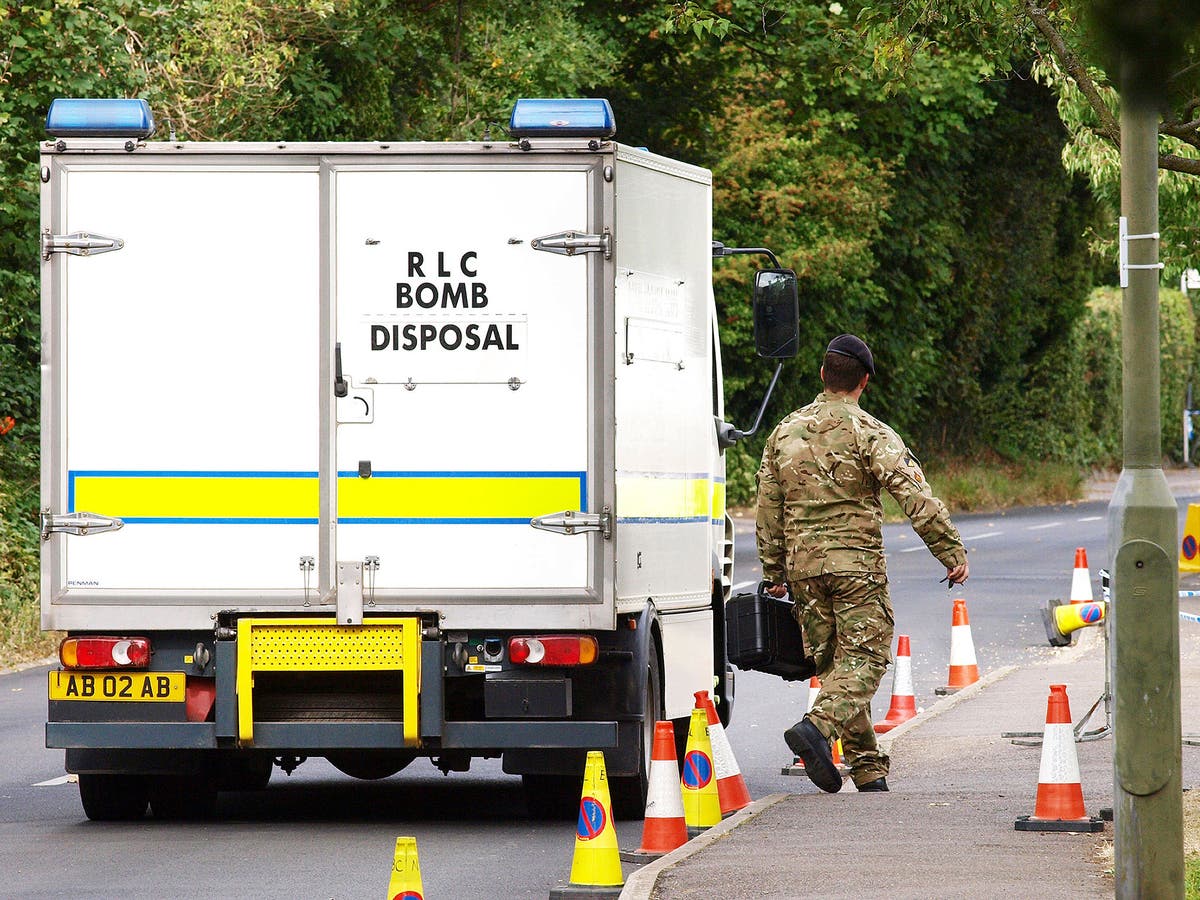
[790,573,893,786]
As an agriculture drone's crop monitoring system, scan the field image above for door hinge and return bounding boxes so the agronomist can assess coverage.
[531,507,612,539]
[531,228,611,259]
[41,230,125,260]
[41,510,124,541]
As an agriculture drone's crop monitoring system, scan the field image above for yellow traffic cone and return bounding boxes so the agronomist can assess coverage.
[386,836,424,900]
[549,750,623,899]
[1182,503,1200,573]
[681,707,721,836]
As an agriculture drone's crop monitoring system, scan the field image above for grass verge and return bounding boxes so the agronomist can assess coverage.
[1,474,55,668]
[881,456,1086,520]
[1187,789,1200,897]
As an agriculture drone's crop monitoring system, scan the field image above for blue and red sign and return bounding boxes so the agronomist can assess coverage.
[682,750,713,790]
[391,892,423,900]
[1183,534,1198,560]
[577,797,606,840]
[1080,604,1103,624]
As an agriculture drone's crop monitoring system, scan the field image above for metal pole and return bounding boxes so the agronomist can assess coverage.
[1109,55,1184,898]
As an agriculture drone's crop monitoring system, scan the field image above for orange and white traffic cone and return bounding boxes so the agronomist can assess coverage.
[874,634,917,733]
[1070,547,1093,604]
[694,690,750,816]
[782,677,849,776]
[1014,684,1103,833]
[936,598,980,695]
[619,722,688,863]
[806,675,820,716]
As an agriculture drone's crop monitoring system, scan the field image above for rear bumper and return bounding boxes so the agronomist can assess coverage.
[47,719,618,751]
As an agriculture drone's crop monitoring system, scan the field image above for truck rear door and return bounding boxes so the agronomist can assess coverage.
[329,161,611,627]
[43,161,320,615]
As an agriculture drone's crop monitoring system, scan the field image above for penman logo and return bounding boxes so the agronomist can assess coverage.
[67,580,100,587]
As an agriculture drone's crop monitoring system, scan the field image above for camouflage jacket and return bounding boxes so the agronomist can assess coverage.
[756,391,967,582]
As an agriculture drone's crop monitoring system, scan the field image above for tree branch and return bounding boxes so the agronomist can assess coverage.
[1022,0,1121,146]
[1159,154,1200,176]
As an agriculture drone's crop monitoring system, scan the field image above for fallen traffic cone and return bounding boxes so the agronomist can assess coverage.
[680,707,721,836]
[874,634,917,733]
[1014,684,1103,833]
[936,598,980,695]
[549,751,623,899]
[1070,547,1093,604]
[695,690,751,816]
[620,722,688,863]
[1042,598,1106,647]
[386,836,424,900]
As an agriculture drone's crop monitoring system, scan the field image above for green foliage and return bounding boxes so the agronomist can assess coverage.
[1079,286,1196,463]
[3,2,1193,643]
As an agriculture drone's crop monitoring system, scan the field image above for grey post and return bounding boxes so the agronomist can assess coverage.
[1108,53,1183,898]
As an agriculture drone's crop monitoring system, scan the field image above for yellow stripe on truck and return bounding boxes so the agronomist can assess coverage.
[616,472,723,523]
[68,471,584,523]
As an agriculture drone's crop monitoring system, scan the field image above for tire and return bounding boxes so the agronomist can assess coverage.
[148,773,218,820]
[522,773,581,820]
[610,642,662,820]
[216,753,274,792]
[78,773,148,821]
[327,751,416,781]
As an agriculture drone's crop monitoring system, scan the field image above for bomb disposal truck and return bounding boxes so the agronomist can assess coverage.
[38,97,800,820]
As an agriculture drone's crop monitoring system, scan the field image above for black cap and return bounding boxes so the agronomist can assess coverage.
[826,333,875,375]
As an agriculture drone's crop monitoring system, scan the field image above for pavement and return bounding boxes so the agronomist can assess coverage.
[622,466,1200,899]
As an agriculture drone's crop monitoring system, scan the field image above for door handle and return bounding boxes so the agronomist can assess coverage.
[334,342,348,398]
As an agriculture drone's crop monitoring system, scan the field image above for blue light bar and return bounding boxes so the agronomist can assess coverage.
[509,98,615,139]
[45,99,155,139]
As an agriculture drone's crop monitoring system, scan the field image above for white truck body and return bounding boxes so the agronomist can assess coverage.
[40,125,734,814]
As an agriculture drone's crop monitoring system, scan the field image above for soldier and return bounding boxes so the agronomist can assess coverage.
[756,333,968,793]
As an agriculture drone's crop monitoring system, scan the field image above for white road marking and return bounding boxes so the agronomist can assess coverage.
[34,774,77,787]
[732,580,757,591]
[962,532,1003,541]
[1027,522,1062,531]
[1077,516,1103,522]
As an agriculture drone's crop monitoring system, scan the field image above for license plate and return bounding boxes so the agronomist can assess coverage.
[48,671,185,702]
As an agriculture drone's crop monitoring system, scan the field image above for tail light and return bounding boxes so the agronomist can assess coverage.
[508,635,598,666]
[59,636,151,669]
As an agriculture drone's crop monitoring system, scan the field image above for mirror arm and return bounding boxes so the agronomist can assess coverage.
[717,362,783,449]
[712,242,780,269]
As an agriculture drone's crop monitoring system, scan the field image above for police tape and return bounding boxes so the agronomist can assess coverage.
[1182,612,1200,626]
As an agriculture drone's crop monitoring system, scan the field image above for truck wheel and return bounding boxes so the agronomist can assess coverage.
[77,773,148,821]
[148,773,218,820]
[522,773,580,820]
[217,753,274,791]
[610,644,662,820]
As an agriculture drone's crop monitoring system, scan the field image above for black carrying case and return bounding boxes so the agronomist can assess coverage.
[725,582,815,681]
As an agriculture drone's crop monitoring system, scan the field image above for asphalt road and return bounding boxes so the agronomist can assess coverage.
[3,491,1197,898]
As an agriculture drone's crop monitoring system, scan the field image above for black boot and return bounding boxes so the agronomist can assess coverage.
[783,718,842,793]
[856,777,889,792]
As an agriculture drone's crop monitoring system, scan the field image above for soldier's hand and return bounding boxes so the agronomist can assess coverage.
[944,563,969,586]
[764,582,788,598]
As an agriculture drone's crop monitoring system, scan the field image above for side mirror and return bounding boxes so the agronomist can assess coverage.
[753,269,800,359]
